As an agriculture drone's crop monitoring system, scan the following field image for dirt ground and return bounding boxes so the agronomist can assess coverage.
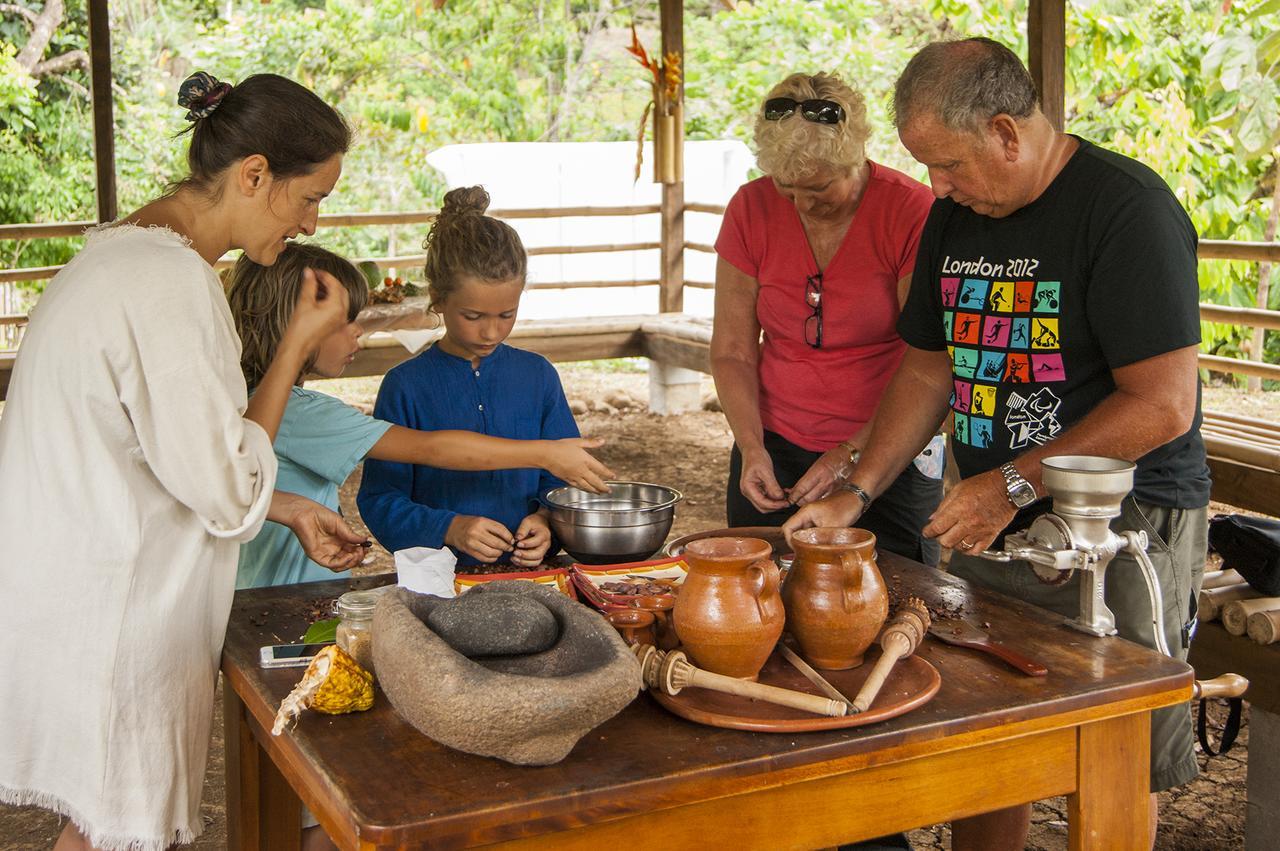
[0,363,1261,849]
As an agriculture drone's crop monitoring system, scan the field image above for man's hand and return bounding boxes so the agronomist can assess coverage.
[787,446,850,506]
[781,490,865,545]
[922,468,1015,554]
[740,447,790,512]
[445,515,515,563]
[544,437,614,494]
[511,513,552,567]
[271,491,369,571]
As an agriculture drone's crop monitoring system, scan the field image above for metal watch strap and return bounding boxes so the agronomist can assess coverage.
[1000,462,1035,508]
[842,482,873,512]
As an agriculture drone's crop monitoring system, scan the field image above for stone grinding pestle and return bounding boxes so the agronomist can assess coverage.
[850,597,931,714]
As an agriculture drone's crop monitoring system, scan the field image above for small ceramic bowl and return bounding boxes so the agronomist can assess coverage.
[605,608,657,647]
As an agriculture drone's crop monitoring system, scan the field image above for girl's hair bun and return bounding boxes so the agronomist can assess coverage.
[440,186,491,219]
[177,71,233,121]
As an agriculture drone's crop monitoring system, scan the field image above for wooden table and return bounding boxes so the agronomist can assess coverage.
[221,553,1192,850]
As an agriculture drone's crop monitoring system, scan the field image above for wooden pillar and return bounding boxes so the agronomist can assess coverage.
[87,0,118,222]
[1027,0,1066,131]
[658,0,684,314]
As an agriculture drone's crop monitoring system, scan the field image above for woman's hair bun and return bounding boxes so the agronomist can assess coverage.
[440,186,491,219]
[177,71,233,121]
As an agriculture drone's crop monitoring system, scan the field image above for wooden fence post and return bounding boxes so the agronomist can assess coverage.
[87,0,117,223]
[1028,0,1066,132]
[658,0,684,315]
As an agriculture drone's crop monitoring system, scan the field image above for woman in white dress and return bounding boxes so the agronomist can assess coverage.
[0,72,367,851]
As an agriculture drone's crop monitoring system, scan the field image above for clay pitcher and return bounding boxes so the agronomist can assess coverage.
[673,537,784,680]
[782,527,887,670]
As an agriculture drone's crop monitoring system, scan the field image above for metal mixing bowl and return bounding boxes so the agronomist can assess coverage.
[542,481,683,565]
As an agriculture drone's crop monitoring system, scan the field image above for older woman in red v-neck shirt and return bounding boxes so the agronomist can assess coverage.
[711,71,943,565]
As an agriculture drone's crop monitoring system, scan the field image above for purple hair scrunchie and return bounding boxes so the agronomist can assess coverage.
[177,71,233,121]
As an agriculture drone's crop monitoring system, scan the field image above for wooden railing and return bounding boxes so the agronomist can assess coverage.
[3,204,1280,384]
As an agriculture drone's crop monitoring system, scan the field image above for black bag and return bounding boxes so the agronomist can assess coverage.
[1208,513,1280,596]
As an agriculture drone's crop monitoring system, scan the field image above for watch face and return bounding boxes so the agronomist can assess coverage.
[1009,481,1037,508]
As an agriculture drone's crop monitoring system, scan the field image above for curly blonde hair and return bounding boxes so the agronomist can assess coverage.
[753,72,870,184]
[423,186,527,311]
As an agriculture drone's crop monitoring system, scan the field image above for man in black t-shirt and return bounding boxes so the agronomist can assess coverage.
[784,38,1208,850]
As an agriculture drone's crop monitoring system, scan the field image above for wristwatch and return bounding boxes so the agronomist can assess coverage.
[1000,462,1038,509]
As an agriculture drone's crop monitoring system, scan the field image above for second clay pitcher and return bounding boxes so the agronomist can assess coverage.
[673,536,784,680]
[782,527,888,670]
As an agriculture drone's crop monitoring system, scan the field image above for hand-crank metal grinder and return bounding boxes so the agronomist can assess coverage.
[977,455,1170,653]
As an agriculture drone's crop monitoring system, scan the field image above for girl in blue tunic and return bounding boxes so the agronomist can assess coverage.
[227,241,611,588]
[358,186,583,568]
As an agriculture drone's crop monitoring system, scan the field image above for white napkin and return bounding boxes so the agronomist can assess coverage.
[394,546,457,597]
[390,329,439,354]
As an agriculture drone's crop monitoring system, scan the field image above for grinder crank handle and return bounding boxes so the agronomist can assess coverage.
[1194,673,1249,700]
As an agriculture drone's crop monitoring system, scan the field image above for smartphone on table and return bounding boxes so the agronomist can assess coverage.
[259,642,332,669]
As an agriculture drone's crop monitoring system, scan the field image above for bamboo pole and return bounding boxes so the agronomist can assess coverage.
[1222,598,1280,636]
[1199,302,1280,332]
[684,202,727,215]
[0,222,96,241]
[1198,582,1259,622]
[1198,240,1280,262]
[1203,435,1280,469]
[1202,569,1246,590]
[1247,609,1280,644]
[527,279,660,290]
[1198,354,1280,382]
[1204,410,1280,430]
[1202,423,1280,446]
[685,242,716,254]
[0,266,61,284]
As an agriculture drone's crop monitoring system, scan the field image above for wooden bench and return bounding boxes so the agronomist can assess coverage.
[1202,410,1280,517]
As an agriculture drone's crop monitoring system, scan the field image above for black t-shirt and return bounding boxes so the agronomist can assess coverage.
[898,137,1210,510]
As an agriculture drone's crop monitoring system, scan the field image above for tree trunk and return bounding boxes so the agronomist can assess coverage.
[1247,163,1280,390]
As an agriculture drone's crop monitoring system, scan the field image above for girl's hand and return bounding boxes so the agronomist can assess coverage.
[282,268,350,353]
[510,513,551,567]
[544,437,614,494]
[445,514,515,563]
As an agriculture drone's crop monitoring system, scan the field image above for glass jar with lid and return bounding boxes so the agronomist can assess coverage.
[335,588,381,670]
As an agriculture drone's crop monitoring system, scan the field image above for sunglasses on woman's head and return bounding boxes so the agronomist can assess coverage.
[763,97,846,125]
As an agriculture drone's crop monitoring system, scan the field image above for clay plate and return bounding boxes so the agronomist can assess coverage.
[649,642,940,732]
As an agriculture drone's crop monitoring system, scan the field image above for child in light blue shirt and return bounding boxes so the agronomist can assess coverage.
[227,243,611,588]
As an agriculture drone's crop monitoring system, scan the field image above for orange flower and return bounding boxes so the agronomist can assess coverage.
[627,23,660,79]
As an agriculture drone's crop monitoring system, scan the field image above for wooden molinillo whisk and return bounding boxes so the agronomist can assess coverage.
[850,597,930,713]
[632,645,848,718]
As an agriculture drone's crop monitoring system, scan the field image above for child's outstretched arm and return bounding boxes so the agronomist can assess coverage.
[365,428,613,493]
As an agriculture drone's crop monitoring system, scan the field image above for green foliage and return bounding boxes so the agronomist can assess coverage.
[0,0,1277,378]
